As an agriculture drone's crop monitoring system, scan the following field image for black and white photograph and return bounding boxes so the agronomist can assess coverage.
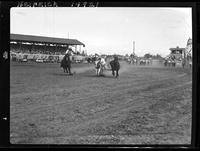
[9,7,192,144]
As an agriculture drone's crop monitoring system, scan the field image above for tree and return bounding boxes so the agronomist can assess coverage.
[144,53,152,59]
[155,54,162,59]
[125,54,129,57]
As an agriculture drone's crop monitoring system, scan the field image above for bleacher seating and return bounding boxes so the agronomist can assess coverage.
[10,43,66,55]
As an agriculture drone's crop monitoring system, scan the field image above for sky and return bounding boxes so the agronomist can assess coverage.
[10,7,192,57]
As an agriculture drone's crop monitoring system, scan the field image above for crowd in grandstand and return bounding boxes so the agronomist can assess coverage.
[10,43,66,55]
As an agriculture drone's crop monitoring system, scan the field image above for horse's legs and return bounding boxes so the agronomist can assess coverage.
[115,70,118,78]
[96,69,98,76]
[100,67,103,75]
[99,69,101,76]
[116,70,119,77]
[96,68,100,76]
[112,70,115,76]
[68,66,72,75]
[65,67,69,73]
[68,67,71,74]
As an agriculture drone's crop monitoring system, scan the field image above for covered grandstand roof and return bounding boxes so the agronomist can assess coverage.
[10,34,85,46]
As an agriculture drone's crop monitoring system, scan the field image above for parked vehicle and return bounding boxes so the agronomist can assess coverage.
[48,55,55,63]
[36,58,44,63]
[72,55,86,63]
[10,53,17,61]
[22,54,28,62]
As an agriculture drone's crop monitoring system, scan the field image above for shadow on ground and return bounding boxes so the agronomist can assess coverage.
[51,73,74,76]
[82,74,118,79]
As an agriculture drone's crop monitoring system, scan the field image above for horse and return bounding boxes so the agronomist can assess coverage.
[95,58,106,76]
[87,57,92,63]
[139,59,146,65]
[91,56,97,63]
[60,54,72,75]
[110,56,120,78]
[95,60,103,76]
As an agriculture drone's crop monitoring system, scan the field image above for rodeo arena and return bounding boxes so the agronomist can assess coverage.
[10,34,192,144]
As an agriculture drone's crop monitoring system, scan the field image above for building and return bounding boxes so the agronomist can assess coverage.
[169,46,185,61]
[167,38,192,67]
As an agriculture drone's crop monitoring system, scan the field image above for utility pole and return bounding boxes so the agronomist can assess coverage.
[133,41,135,56]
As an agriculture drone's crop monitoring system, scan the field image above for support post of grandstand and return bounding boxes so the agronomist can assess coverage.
[79,45,81,53]
[56,44,58,52]
[30,43,33,53]
[19,42,22,52]
[45,42,47,53]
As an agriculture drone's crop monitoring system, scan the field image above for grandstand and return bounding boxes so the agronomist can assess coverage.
[10,34,85,55]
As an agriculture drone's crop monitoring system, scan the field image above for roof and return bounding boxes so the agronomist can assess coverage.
[169,48,185,51]
[10,34,85,46]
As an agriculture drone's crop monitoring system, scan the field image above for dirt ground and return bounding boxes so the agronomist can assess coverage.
[10,61,192,144]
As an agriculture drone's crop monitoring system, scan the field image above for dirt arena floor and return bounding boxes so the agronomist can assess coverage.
[10,61,192,144]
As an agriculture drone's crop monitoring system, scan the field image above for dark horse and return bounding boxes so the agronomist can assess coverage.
[110,56,120,78]
[60,54,72,75]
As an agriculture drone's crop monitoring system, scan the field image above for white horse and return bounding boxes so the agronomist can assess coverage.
[95,58,106,76]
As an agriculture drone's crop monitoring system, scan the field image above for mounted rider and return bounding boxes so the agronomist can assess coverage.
[61,48,75,75]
